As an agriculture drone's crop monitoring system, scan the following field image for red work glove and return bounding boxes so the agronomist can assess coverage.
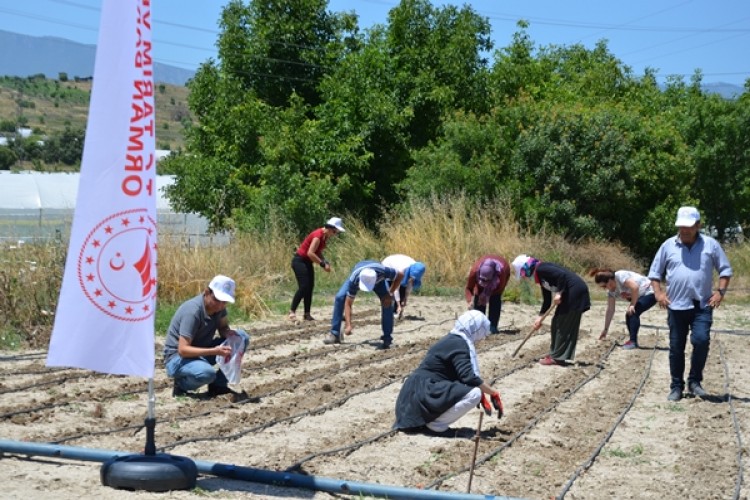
[479,394,492,416]
[490,391,504,419]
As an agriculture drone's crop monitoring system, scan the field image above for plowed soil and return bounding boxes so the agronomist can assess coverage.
[2,295,749,499]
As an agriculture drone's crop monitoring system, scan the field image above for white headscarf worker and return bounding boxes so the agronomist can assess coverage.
[394,310,504,434]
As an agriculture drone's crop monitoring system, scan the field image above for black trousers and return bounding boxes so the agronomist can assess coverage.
[472,294,502,331]
[291,254,314,314]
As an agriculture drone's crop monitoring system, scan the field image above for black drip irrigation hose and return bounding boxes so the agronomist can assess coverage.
[0,351,47,362]
[717,335,745,500]
[5,316,448,424]
[634,322,750,336]
[276,340,549,480]
[159,378,397,452]
[424,341,621,491]
[52,344,423,445]
[44,319,469,446]
[0,372,94,395]
[285,429,400,473]
[556,330,661,498]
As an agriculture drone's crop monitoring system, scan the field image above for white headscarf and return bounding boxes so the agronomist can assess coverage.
[449,310,491,377]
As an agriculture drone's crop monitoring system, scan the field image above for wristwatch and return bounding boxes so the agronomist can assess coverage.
[717,288,727,297]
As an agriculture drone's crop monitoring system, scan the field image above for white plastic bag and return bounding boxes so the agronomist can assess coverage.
[216,332,246,384]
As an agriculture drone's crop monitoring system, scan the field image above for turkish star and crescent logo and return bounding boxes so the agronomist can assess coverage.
[77,209,157,321]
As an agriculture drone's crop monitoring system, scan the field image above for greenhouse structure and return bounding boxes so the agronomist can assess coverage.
[0,171,227,246]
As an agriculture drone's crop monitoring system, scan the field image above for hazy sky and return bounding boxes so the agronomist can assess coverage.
[0,0,748,86]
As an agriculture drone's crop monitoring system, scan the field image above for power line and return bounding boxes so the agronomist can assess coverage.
[1,2,747,84]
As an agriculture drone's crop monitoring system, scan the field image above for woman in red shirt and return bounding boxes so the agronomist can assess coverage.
[289,217,345,321]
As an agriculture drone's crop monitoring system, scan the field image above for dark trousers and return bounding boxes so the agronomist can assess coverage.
[291,255,314,315]
[473,294,502,333]
[667,302,712,391]
[626,293,657,345]
[550,311,582,361]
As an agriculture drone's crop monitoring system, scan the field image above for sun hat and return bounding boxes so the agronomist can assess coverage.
[674,206,700,227]
[325,217,346,232]
[358,268,378,291]
[209,275,236,303]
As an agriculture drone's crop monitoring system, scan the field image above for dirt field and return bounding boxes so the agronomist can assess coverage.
[2,295,749,500]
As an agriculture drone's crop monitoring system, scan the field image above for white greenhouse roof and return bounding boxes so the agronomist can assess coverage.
[0,171,175,211]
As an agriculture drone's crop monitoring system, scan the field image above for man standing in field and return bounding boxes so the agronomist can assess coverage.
[648,206,732,401]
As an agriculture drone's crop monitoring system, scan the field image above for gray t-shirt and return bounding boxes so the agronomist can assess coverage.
[163,294,227,363]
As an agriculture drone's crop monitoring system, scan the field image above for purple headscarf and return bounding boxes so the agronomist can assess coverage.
[477,258,503,305]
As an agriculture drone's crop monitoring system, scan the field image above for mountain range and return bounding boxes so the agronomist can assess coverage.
[0,30,195,86]
[0,30,745,98]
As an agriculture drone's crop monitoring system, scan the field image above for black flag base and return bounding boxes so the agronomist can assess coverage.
[100,417,197,491]
[100,453,197,491]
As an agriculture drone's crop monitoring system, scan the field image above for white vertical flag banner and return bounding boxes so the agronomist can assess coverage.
[47,0,157,378]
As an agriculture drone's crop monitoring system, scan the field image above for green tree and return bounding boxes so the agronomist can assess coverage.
[42,127,84,165]
[217,0,351,108]
[669,75,750,241]
[509,104,691,257]
[0,146,17,170]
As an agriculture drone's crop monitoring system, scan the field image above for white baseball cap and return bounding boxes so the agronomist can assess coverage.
[209,275,236,303]
[326,217,346,232]
[675,206,700,227]
[358,268,378,291]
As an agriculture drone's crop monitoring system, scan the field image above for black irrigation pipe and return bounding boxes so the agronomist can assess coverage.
[556,330,662,498]
[258,315,454,371]
[281,355,538,475]
[0,351,47,362]
[285,430,400,473]
[24,331,450,446]
[159,378,397,452]
[424,341,619,491]
[51,341,423,445]
[633,322,750,336]
[0,385,147,420]
[4,315,445,423]
[716,335,745,500]
[0,372,95,395]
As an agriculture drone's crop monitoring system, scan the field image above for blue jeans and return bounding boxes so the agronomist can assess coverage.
[626,293,657,345]
[667,302,712,391]
[166,329,249,392]
[330,280,394,344]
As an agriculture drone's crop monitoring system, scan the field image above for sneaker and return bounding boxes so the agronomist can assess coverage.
[172,383,187,397]
[323,333,341,345]
[376,342,392,350]
[303,314,316,321]
[667,388,683,401]
[622,340,637,350]
[688,382,708,398]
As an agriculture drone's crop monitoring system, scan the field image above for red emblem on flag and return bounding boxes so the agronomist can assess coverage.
[77,208,157,321]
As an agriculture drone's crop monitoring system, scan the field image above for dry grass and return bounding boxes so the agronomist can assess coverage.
[2,196,746,347]
[158,225,298,318]
[377,195,644,286]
